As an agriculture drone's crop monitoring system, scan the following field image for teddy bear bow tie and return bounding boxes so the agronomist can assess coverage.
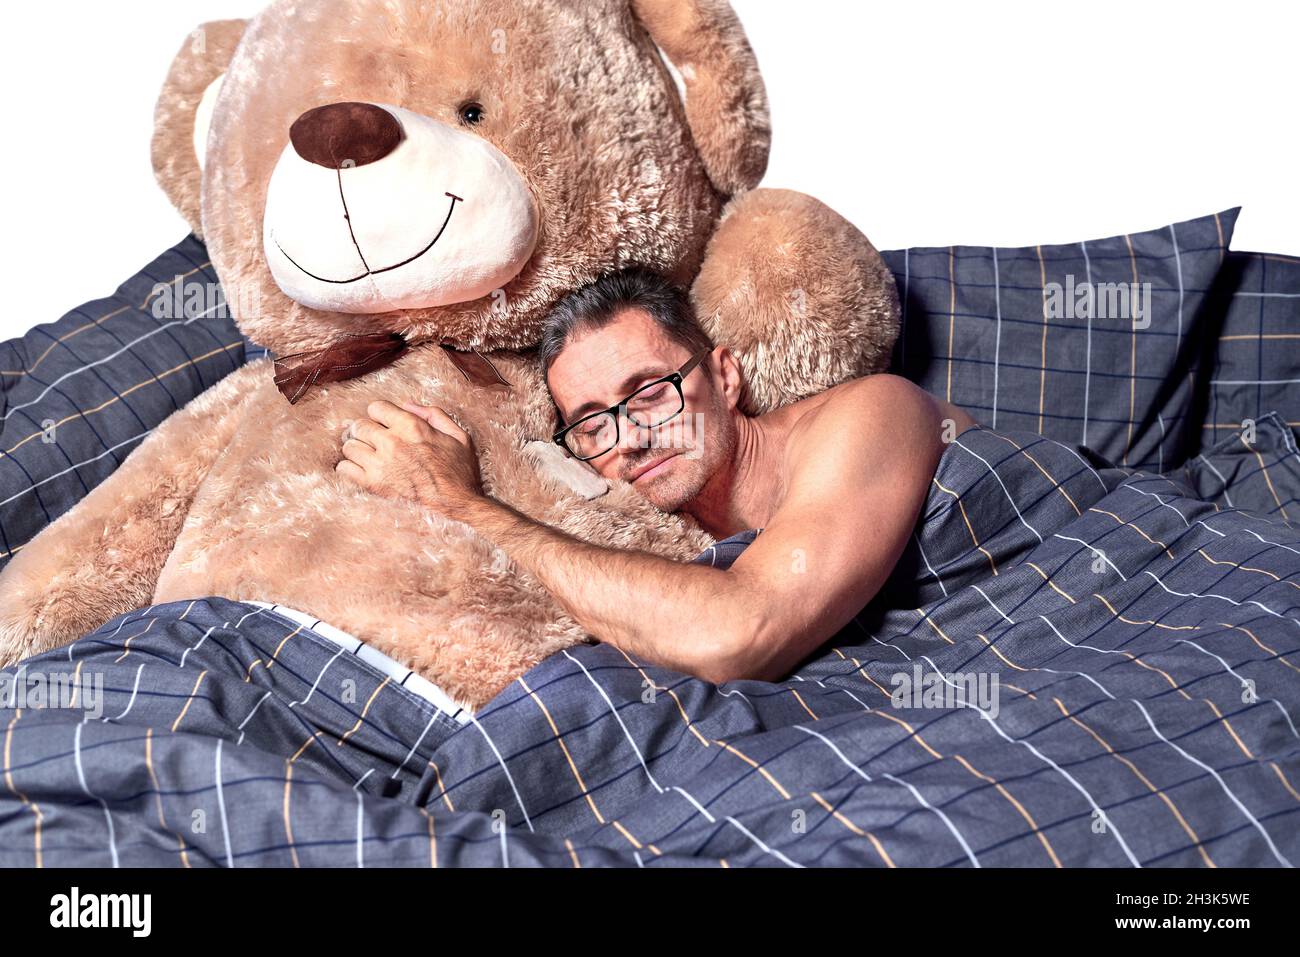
[271,332,512,404]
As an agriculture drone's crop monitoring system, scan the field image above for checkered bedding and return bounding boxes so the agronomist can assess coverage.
[0,236,240,570]
[3,425,1297,867]
[881,210,1239,474]
[1203,250,1300,440]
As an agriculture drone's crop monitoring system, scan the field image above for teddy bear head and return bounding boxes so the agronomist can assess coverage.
[151,0,771,362]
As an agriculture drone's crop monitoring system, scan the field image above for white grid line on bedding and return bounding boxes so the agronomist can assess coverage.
[242,601,471,725]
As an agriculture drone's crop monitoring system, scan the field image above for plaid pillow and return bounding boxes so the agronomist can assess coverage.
[0,235,246,573]
[1199,249,1300,449]
[881,209,1239,473]
[1174,411,1300,524]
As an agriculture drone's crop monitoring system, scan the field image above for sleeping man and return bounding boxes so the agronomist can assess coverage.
[335,269,978,684]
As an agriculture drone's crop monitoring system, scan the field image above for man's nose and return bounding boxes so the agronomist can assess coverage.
[617,409,653,445]
[290,102,404,170]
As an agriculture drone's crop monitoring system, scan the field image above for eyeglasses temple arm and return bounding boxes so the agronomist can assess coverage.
[680,348,710,378]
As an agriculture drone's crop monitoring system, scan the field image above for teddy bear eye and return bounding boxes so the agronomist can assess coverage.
[458,102,485,126]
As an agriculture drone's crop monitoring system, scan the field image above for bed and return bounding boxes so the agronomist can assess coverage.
[2,210,1298,867]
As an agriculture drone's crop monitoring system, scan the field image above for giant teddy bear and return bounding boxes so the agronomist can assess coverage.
[0,0,899,709]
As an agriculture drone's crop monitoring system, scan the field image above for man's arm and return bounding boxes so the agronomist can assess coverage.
[718,375,950,680]
[340,378,949,683]
[453,495,757,682]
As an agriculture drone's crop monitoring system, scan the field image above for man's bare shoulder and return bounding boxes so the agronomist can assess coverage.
[779,375,970,496]
[787,374,935,443]
[797,375,977,440]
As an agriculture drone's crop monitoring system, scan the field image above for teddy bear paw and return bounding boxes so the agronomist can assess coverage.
[522,440,609,500]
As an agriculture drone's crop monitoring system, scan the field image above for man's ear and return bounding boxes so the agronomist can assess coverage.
[712,345,746,412]
[630,0,770,197]
[151,19,249,239]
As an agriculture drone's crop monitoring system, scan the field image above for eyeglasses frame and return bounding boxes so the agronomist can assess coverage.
[552,347,712,461]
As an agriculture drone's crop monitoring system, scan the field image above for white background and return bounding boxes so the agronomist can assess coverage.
[3,0,1295,340]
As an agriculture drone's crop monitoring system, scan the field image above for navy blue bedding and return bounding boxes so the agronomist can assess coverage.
[4,425,1297,867]
[0,236,239,571]
[882,210,1239,473]
[1175,411,1300,521]
[1202,249,1300,441]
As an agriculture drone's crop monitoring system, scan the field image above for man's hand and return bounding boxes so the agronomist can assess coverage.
[336,400,483,517]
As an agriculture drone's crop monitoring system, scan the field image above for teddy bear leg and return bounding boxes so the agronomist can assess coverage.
[0,362,266,666]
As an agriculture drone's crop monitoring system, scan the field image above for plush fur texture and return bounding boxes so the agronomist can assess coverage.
[152,18,249,240]
[694,189,902,414]
[0,0,900,710]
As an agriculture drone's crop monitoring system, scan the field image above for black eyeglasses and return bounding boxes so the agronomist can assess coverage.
[553,349,711,461]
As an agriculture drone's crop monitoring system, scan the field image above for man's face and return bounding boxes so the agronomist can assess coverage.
[546,308,736,512]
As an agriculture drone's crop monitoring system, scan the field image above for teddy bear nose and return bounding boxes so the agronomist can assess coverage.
[289,102,404,170]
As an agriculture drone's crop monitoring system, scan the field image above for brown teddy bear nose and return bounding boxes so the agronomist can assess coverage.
[289,102,404,169]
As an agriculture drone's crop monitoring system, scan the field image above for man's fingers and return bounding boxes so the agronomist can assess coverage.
[398,402,469,444]
[335,458,367,484]
[349,418,389,449]
[364,398,469,448]
[341,438,379,468]
[368,400,438,444]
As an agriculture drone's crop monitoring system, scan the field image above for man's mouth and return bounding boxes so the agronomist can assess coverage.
[629,453,679,484]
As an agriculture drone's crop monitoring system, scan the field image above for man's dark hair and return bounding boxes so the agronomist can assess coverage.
[539,268,714,381]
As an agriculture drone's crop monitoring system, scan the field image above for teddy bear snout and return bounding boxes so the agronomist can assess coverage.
[262,102,540,318]
[290,102,404,170]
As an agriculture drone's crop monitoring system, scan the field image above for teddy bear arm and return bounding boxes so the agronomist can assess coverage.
[691,187,901,415]
[0,361,267,665]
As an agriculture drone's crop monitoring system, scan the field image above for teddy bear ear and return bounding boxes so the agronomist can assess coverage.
[630,0,771,196]
[151,19,249,240]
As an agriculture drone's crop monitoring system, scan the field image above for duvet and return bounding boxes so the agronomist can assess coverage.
[1,424,1297,867]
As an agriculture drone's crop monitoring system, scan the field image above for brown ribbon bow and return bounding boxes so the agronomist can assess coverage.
[272,331,512,404]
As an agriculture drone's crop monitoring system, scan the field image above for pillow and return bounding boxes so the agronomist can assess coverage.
[1198,250,1300,449]
[0,235,247,573]
[881,209,1239,473]
[1174,411,1300,524]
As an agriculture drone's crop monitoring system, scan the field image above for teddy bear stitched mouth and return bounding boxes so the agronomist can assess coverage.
[271,190,463,285]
